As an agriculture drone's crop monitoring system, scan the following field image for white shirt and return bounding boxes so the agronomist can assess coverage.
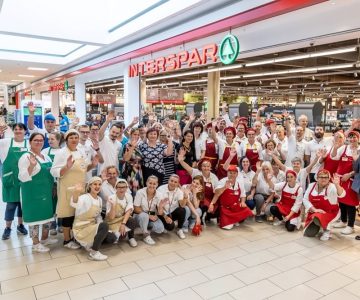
[255,172,277,195]
[274,136,288,158]
[18,152,52,182]
[234,136,248,145]
[194,134,206,161]
[191,169,219,188]
[238,170,255,193]
[304,128,314,142]
[274,170,286,183]
[239,141,263,159]
[285,167,308,193]
[305,137,333,174]
[70,194,102,220]
[273,182,303,213]
[285,135,307,167]
[98,136,122,173]
[41,147,62,161]
[218,139,241,160]
[133,187,161,213]
[99,180,116,210]
[331,145,360,161]
[157,184,184,214]
[0,138,28,163]
[303,182,345,211]
[29,125,51,136]
[106,193,134,215]
[78,141,97,181]
[216,177,246,197]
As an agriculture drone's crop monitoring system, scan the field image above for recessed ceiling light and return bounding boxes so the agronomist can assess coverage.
[27,67,48,71]
[18,74,35,78]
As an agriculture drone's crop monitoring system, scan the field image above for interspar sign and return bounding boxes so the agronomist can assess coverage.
[128,34,240,77]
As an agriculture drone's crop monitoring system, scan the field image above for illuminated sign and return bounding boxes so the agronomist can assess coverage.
[219,34,239,65]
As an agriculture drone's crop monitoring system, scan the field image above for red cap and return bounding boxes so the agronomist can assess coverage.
[206,122,218,132]
[317,169,331,177]
[348,130,360,140]
[224,126,236,136]
[197,158,212,171]
[265,119,276,126]
[239,117,248,121]
[236,123,247,131]
[246,128,256,135]
[286,169,297,178]
[228,165,238,172]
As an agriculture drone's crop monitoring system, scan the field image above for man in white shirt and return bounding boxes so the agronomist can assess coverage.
[98,111,122,174]
[298,114,314,142]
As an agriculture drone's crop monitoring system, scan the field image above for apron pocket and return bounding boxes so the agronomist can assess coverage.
[2,171,15,187]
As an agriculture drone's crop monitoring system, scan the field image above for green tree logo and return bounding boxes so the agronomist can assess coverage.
[219,34,240,65]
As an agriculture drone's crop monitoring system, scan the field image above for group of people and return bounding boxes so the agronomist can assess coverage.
[0,103,359,261]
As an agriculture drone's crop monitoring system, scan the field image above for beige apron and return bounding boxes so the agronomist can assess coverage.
[73,204,101,247]
[56,150,87,218]
[105,202,125,232]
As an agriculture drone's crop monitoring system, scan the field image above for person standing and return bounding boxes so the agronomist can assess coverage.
[0,123,28,240]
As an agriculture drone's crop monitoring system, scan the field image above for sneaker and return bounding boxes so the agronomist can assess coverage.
[2,227,11,240]
[50,229,57,236]
[63,240,81,250]
[304,221,320,237]
[143,235,156,245]
[162,229,168,234]
[32,243,50,253]
[17,224,28,235]
[333,222,347,228]
[273,219,284,226]
[88,250,108,261]
[255,215,263,223]
[57,227,63,233]
[221,224,234,230]
[189,223,195,230]
[41,238,58,246]
[234,222,240,227]
[341,226,355,235]
[320,230,331,241]
[128,238,138,247]
[177,229,186,239]
[182,227,189,233]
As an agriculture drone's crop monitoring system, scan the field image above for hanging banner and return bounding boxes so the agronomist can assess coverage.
[146,88,184,104]
[90,94,116,104]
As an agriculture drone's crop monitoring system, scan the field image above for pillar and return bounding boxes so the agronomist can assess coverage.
[123,71,140,125]
[140,79,147,113]
[51,91,59,121]
[74,79,86,124]
[207,71,220,119]
[3,86,9,109]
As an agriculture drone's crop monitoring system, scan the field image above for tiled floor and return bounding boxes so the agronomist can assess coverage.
[1,191,360,299]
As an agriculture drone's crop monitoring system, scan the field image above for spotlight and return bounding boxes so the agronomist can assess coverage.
[245,81,248,85]
[320,83,324,87]
[259,80,262,85]
[289,84,292,88]
[312,76,315,80]
[354,72,358,78]
[338,87,341,90]
[304,84,307,88]
[275,79,279,85]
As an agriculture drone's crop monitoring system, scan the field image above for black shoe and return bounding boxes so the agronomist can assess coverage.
[355,235,360,241]
[2,227,11,240]
[255,215,263,223]
[17,224,28,235]
[304,222,320,237]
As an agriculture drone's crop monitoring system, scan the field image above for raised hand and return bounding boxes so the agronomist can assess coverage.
[229,148,237,157]
[27,154,37,168]
[225,180,232,189]
[72,117,80,127]
[28,102,35,114]
[317,148,327,158]
[256,161,262,172]
[0,124,8,135]
[91,154,99,167]
[100,169,109,181]
[332,174,341,185]
[107,110,115,122]
[91,138,99,151]
[74,182,84,193]
[131,116,139,125]
[178,147,186,157]
[66,155,75,169]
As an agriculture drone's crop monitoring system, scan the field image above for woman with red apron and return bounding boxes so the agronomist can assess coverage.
[303,169,345,241]
[269,170,303,232]
[204,123,219,172]
[321,131,345,176]
[243,128,262,172]
[209,165,253,230]
[331,131,360,235]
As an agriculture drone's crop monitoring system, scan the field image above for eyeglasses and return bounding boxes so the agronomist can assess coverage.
[318,176,329,179]
[32,139,44,143]
[116,186,127,189]
[160,135,167,137]
[79,131,90,134]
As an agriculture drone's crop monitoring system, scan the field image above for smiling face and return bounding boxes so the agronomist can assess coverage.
[241,158,250,171]
[48,133,60,148]
[107,167,118,182]
[44,120,56,132]
[191,178,202,190]
[66,134,79,149]
[184,132,194,143]
[89,180,102,194]
[237,125,245,137]
[348,133,359,146]
[168,176,179,191]
[13,125,25,141]
[228,170,238,180]
[147,130,158,142]
[200,161,211,174]
[30,134,44,153]
[286,173,296,185]
[116,182,128,197]
[146,177,158,191]
[109,126,121,141]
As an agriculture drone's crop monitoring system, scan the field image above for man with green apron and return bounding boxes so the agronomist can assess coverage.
[0,123,29,240]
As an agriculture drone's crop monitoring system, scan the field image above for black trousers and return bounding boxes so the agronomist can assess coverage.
[200,205,219,223]
[309,173,316,183]
[125,217,136,239]
[142,166,164,186]
[339,202,356,227]
[92,222,117,251]
[158,207,186,230]
[270,206,296,232]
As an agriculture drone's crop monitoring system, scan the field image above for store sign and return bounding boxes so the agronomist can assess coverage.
[219,34,239,65]
[146,88,184,104]
[49,82,65,91]
[90,94,116,104]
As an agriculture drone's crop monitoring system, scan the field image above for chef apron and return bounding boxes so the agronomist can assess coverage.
[219,182,254,227]
[245,143,260,172]
[276,184,301,226]
[2,138,27,203]
[304,184,339,230]
[73,200,101,247]
[20,155,54,224]
[201,179,215,208]
[47,148,55,162]
[323,147,338,176]
[105,201,125,232]
[57,149,87,218]
[204,140,218,172]
[217,145,237,180]
[335,146,359,206]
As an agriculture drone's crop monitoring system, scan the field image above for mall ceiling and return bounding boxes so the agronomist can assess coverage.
[145,39,360,99]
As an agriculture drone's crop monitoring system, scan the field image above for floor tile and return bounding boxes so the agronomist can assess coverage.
[68,278,128,300]
[236,249,279,267]
[192,275,244,299]
[268,242,306,257]
[156,270,208,294]
[107,248,153,266]
[199,259,246,280]
[206,246,247,263]
[27,255,80,274]
[1,269,60,294]
[41,293,71,300]
[136,252,183,270]
[233,263,281,285]
[210,236,249,250]
[176,243,218,259]
[155,288,203,300]
[269,267,317,290]
[268,253,311,271]
[301,255,345,276]
[167,255,214,275]
[305,271,354,295]
[328,247,360,264]
[33,273,93,299]
[0,248,23,261]
[210,294,235,300]
[122,266,174,288]
[321,289,360,300]
[183,232,220,247]
[238,239,278,253]
[344,279,360,297]
[58,260,109,278]
[268,284,322,300]
[0,265,28,281]
[230,279,283,300]
[104,283,164,300]
[0,288,36,300]
[147,241,189,256]
[89,262,141,283]
[299,244,337,260]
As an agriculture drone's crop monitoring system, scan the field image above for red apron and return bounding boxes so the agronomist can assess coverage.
[304,184,339,229]
[323,147,338,176]
[246,144,260,172]
[276,183,301,220]
[216,146,238,180]
[201,180,216,210]
[219,182,254,227]
[176,169,192,185]
[204,140,218,172]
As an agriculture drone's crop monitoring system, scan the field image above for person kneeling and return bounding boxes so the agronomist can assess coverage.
[105,179,137,247]
[209,165,254,230]
[71,177,116,261]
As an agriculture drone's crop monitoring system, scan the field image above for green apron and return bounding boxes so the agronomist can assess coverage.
[20,154,54,224]
[47,147,55,162]
[2,138,28,203]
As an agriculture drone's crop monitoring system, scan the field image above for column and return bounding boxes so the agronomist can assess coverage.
[3,86,9,109]
[123,71,140,125]
[140,79,147,113]
[51,91,59,121]
[74,79,86,123]
[206,71,220,119]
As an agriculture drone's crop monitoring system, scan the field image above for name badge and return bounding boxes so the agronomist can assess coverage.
[20,148,27,152]
[206,182,212,188]
[291,195,296,199]
[324,196,328,200]
[342,157,348,161]
[252,150,258,153]
[234,191,239,195]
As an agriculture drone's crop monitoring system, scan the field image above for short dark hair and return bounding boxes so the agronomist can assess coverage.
[12,122,27,131]
[29,132,45,142]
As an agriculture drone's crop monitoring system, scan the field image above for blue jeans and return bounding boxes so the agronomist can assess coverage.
[4,202,22,222]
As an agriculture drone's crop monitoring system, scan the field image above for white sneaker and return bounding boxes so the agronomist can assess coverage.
[221,224,234,230]
[88,250,108,261]
[129,238,138,247]
[273,220,284,226]
[182,227,189,233]
[320,230,331,241]
[162,229,168,234]
[41,238,58,245]
[234,222,240,227]
[32,243,50,253]
[333,222,347,228]
[143,235,156,245]
[341,226,355,235]
[177,229,186,239]
[64,240,81,250]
